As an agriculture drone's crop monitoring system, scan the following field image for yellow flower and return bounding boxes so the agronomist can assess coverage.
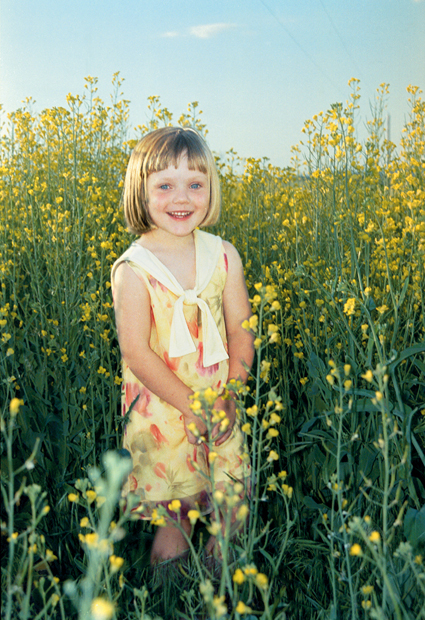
[51,593,60,607]
[361,585,374,595]
[84,533,99,548]
[10,398,23,416]
[255,573,269,589]
[80,517,89,528]
[343,298,356,316]
[151,511,166,527]
[190,399,202,411]
[241,422,251,434]
[109,555,124,572]
[208,451,218,464]
[267,428,279,438]
[349,543,362,556]
[236,504,249,521]
[204,387,217,405]
[361,370,374,383]
[91,597,114,620]
[282,484,293,498]
[168,499,181,512]
[236,601,252,614]
[86,490,97,504]
[233,568,245,585]
[68,493,79,503]
[246,405,258,417]
[267,450,279,462]
[212,595,227,617]
[369,531,381,543]
[207,521,221,536]
[188,509,200,524]
[45,549,57,562]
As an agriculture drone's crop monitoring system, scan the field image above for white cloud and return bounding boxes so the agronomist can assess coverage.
[189,23,236,39]
[161,31,180,38]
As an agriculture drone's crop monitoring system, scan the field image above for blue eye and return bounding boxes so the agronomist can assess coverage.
[160,184,170,190]
[191,183,201,189]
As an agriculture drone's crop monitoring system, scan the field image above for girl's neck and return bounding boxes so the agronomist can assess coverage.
[137,230,197,289]
[139,229,195,254]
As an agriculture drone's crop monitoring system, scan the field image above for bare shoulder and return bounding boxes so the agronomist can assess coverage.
[113,261,149,306]
[114,261,143,286]
[222,240,244,271]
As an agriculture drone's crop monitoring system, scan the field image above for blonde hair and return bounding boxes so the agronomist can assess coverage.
[123,127,221,235]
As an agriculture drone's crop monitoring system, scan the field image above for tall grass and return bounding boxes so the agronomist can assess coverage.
[1,75,424,619]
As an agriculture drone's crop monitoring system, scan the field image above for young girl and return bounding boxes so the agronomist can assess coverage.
[111,127,254,565]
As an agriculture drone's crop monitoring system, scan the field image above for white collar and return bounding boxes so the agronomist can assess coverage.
[112,230,229,367]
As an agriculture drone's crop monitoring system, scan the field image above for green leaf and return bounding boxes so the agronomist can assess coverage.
[303,496,325,512]
[388,343,425,371]
[404,505,425,549]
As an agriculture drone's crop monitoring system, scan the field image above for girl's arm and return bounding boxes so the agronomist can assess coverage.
[113,262,206,443]
[213,241,255,446]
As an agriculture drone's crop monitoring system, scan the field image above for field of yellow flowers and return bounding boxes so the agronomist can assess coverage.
[1,75,424,620]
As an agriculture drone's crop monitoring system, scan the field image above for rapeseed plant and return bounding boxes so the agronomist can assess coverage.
[1,76,424,619]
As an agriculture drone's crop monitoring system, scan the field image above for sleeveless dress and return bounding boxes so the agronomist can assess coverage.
[111,230,250,519]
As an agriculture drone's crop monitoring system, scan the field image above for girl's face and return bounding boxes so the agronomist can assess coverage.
[146,154,210,239]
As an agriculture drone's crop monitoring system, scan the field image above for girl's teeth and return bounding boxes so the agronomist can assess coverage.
[170,212,190,218]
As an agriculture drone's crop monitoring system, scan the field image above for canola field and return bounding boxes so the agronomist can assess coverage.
[1,75,425,620]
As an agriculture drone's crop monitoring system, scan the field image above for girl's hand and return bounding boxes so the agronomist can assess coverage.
[211,397,236,446]
[183,411,208,445]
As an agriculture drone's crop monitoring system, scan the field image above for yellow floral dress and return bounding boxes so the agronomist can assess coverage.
[111,230,250,519]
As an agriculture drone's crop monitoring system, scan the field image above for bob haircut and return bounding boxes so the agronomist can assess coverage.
[123,127,221,235]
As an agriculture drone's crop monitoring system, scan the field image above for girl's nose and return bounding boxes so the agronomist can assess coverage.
[173,186,189,203]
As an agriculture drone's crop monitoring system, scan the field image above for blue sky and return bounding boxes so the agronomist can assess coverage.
[1,0,424,167]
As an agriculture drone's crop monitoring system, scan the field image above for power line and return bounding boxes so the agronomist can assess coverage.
[318,0,365,83]
[258,0,340,91]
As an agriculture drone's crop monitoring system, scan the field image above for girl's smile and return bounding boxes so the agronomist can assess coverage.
[146,154,210,238]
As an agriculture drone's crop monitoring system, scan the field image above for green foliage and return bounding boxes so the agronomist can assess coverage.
[1,76,424,619]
